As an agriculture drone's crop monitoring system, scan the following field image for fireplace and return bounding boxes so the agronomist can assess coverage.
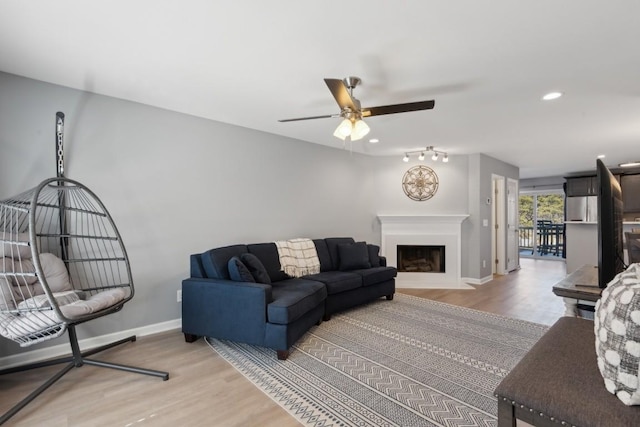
[397,245,445,273]
[377,214,470,289]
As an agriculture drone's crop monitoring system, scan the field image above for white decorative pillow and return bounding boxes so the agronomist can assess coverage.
[594,263,640,405]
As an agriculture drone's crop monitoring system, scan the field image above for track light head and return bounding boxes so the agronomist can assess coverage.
[403,153,409,162]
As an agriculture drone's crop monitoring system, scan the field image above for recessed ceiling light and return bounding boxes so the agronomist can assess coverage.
[542,92,563,101]
[369,138,379,144]
[597,154,606,159]
[619,161,640,168]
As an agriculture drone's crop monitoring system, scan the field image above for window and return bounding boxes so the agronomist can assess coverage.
[519,193,565,259]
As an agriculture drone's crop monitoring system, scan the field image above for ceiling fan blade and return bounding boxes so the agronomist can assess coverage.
[324,78,358,110]
[362,100,435,117]
[278,113,338,122]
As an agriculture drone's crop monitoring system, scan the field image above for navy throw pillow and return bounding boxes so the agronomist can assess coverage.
[338,242,371,271]
[240,253,272,284]
[367,244,381,267]
[228,256,255,282]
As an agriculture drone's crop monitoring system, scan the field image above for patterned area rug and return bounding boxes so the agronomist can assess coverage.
[206,294,548,427]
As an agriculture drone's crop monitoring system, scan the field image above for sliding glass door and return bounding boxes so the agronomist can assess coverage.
[519,192,565,260]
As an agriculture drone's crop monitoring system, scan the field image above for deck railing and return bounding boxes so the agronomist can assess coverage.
[519,223,565,257]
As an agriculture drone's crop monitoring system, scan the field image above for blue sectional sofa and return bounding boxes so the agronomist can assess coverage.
[181,237,396,359]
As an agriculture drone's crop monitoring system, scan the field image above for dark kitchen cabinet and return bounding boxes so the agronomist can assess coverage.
[622,174,640,212]
[565,176,597,196]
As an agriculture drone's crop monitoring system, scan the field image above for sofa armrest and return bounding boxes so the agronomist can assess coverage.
[181,277,272,345]
[379,256,387,267]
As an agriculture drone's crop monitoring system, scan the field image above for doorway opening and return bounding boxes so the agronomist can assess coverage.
[519,192,565,260]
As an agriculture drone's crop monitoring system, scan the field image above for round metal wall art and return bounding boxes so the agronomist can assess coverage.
[402,165,439,201]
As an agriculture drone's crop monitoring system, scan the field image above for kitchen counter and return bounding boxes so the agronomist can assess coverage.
[565,222,640,273]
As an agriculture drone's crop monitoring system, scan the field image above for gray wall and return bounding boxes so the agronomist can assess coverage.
[465,154,520,279]
[520,175,564,193]
[0,72,519,357]
[0,72,378,356]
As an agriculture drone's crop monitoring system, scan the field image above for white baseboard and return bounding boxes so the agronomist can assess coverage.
[0,318,182,370]
[462,275,493,285]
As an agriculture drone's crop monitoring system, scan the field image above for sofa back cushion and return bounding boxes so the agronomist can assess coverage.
[324,237,355,271]
[247,243,289,282]
[313,239,332,272]
[201,244,248,280]
[338,242,371,271]
[190,254,206,278]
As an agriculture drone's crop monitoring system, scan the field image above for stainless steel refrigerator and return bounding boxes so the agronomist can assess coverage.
[565,196,598,222]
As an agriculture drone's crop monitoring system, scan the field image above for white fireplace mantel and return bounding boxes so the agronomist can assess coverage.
[377,214,469,226]
[377,214,470,289]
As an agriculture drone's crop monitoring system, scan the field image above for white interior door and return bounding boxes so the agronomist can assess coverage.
[507,178,519,271]
[493,175,506,275]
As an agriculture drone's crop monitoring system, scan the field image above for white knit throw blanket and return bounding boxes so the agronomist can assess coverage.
[274,238,321,278]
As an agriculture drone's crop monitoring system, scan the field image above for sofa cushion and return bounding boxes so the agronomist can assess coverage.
[595,263,640,405]
[368,244,381,267]
[228,256,255,283]
[351,266,398,287]
[267,279,327,325]
[325,237,355,271]
[201,245,248,280]
[247,243,289,282]
[338,242,371,271]
[240,253,271,284]
[302,271,362,295]
[313,239,333,272]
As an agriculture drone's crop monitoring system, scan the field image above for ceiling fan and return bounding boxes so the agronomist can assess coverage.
[279,76,435,141]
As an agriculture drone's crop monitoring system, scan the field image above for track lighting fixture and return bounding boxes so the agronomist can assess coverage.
[401,146,449,163]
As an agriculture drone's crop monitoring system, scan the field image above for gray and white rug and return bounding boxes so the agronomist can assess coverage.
[207,294,548,427]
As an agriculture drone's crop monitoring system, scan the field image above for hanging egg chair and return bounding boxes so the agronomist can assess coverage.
[0,114,168,425]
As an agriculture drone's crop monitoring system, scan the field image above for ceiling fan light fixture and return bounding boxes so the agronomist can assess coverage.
[432,152,439,161]
[333,118,353,140]
[442,153,449,163]
[418,152,425,161]
[403,153,409,162]
[350,119,370,141]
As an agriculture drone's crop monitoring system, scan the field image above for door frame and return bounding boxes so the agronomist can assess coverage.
[492,174,507,275]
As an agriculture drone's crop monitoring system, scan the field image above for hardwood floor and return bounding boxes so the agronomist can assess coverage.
[0,258,566,426]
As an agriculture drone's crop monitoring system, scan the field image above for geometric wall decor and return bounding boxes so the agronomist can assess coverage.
[402,165,439,201]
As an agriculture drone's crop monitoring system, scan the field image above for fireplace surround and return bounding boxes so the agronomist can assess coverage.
[378,214,470,289]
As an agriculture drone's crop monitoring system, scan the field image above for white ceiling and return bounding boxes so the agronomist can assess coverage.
[1,1,639,178]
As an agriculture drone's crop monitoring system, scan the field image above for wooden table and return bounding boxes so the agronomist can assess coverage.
[552,264,602,317]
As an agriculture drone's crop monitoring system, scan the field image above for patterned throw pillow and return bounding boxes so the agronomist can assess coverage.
[594,263,640,405]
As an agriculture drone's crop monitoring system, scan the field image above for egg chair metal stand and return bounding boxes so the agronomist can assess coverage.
[0,176,169,425]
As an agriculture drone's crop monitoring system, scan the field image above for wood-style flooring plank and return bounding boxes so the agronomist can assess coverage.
[0,258,566,426]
